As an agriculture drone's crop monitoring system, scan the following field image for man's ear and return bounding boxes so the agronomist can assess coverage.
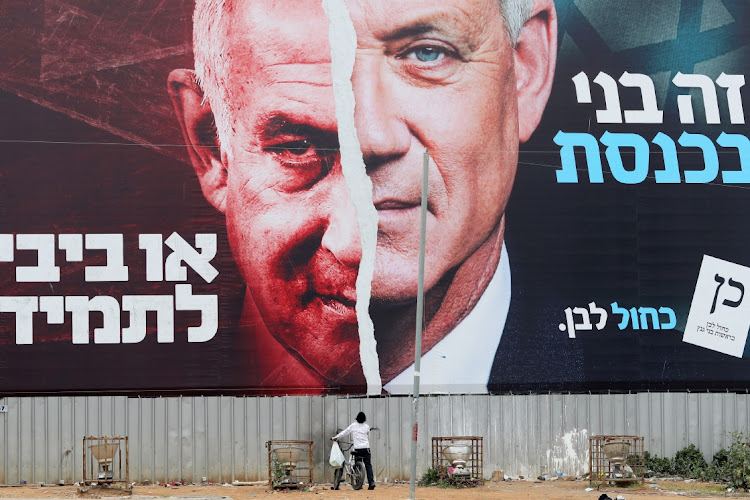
[168,69,228,213]
[513,0,557,143]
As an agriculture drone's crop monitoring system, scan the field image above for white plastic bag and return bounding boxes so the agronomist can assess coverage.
[329,441,345,467]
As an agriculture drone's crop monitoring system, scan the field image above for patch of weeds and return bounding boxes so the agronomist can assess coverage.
[642,434,750,490]
[674,444,708,479]
[727,432,750,491]
[271,460,287,487]
[644,451,673,476]
[417,467,478,488]
[418,467,441,486]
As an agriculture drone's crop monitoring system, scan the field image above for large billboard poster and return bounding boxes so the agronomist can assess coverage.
[0,0,749,395]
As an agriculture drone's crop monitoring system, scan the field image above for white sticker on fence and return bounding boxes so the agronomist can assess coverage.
[683,255,750,357]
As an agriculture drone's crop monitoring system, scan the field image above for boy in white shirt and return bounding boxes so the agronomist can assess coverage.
[332,412,375,490]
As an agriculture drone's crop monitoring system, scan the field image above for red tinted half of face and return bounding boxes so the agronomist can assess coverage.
[173,0,366,384]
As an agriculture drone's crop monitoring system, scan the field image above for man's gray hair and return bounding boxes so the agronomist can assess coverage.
[500,0,533,45]
[193,0,533,145]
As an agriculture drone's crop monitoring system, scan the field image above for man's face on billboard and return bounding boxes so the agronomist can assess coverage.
[217,1,362,383]
[171,0,555,383]
[348,0,521,303]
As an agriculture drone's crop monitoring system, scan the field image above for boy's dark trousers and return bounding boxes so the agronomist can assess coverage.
[352,448,375,488]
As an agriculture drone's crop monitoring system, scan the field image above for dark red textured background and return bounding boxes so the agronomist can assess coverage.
[0,0,260,394]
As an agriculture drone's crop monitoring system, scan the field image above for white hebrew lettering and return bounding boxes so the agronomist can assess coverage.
[16,234,60,282]
[84,234,129,282]
[175,284,218,342]
[139,234,165,282]
[619,72,663,123]
[66,296,121,344]
[0,234,13,262]
[0,297,38,344]
[58,234,83,262]
[165,233,218,284]
[588,302,608,329]
[122,295,174,343]
[716,73,745,125]
[673,72,721,124]
[593,72,623,123]
[572,71,593,104]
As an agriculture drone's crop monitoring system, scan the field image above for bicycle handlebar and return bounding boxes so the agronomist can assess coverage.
[336,440,355,451]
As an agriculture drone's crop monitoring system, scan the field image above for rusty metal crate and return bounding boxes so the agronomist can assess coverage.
[589,435,645,487]
[431,436,484,485]
[266,440,313,489]
[82,436,129,492]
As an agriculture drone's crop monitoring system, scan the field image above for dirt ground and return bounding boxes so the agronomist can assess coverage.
[0,480,746,500]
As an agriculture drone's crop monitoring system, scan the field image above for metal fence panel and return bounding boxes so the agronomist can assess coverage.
[4,393,750,484]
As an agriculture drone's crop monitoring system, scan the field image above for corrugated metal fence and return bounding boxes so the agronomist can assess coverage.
[2,392,750,485]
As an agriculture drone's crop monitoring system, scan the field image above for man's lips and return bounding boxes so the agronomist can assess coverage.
[374,198,433,230]
[306,279,357,320]
[317,294,357,322]
[374,199,420,211]
[318,293,356,308]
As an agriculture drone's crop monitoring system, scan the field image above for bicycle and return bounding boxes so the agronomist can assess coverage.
[332,440,366,490]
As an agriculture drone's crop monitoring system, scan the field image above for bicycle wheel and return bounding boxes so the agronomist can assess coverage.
[332,467,343,490]
[350,461,365,490]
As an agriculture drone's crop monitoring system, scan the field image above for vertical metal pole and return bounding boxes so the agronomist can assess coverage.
[125,437,129,488]
[409,149,430,499]
[82,437,87,486]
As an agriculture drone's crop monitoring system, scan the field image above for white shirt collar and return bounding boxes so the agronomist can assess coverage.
[383,244,511,394]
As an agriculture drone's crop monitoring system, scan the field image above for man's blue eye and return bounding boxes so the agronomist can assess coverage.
[414,47,441,62]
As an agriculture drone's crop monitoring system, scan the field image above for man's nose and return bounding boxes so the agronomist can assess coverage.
[321,185,362,268]
[352,59,410,168]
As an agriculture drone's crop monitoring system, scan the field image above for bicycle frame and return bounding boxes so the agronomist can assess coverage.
[332,440,365,490]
